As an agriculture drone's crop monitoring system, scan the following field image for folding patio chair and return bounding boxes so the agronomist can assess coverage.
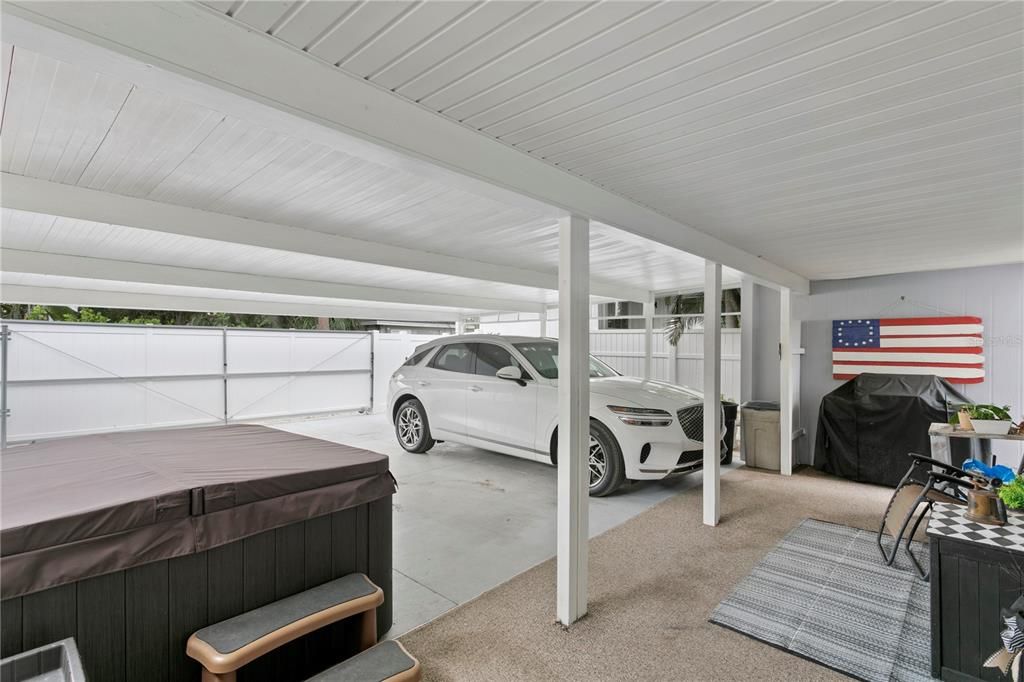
[877,452,970,579]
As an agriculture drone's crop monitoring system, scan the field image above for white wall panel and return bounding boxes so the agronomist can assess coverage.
[2,322,375,441]
[477,314,742,400]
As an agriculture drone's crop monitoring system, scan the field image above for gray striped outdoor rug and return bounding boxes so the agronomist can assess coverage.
[710,519,931,682]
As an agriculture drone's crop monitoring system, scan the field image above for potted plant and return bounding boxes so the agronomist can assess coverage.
[999,477,1024,513]
[949,404,1014,435]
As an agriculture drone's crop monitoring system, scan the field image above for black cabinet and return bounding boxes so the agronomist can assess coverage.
[931,534,1024,681]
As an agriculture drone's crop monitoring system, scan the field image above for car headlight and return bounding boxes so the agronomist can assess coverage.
[607,405,673,427]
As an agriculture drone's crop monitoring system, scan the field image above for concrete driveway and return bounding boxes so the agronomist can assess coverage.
[270,412,741,636]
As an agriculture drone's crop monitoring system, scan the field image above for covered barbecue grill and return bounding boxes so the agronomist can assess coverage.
[814,374,971,487]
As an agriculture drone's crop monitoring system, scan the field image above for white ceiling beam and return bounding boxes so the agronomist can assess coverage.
[0,284,464,322]
[1,249,545,313]
[1,3,809,294]
[0,173,647,303]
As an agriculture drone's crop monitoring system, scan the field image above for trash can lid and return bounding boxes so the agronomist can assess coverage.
[741,400,780,411]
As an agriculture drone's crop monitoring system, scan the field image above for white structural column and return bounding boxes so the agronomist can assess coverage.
[779,287,794,476]
[739,277,755,404]
[643,296,655,380]
[540,307,549,337]
[455,316,466,335]
[557,215,590,626]
[703,261,723,527]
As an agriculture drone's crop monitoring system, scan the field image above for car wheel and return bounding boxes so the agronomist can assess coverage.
[588,421,625,497]
[395,398,435,453]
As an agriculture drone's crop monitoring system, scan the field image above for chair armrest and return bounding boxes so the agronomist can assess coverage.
[930,471,972,488]
[909,452,968,477]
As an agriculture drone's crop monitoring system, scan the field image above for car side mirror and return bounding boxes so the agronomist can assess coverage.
[496,366,526,385]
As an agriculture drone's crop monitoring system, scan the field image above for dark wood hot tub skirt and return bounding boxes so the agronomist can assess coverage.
[1,498,392,682]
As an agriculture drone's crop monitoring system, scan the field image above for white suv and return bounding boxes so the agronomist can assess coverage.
[387,335,727,496]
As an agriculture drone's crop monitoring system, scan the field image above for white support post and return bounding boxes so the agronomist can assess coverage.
[703,261,722,527]
[779,287,794,476]
[540,306,549,337]
[557,214,589,626]
[739,277,755,404]
[455,315,465,336]
[643,295,655,380]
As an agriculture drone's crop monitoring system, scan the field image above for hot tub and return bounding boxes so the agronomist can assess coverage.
[1,424,396,681]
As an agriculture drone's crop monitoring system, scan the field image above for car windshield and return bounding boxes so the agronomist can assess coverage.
[513,341,619,380]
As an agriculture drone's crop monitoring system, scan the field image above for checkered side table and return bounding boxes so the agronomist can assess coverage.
[927,502,1024,553]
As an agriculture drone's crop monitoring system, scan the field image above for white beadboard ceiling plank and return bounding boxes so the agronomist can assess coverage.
[370,2,531,91]
[517,1,882,154]
[420,1,648,114]
[147,117,297,208]
[308,1,414,66]
[559,5,1019,172]
[545,2,1003,167]
[75,87,226,197]
[624,99,1023,205]
[680,131,1022,210]
[1,47,55,175]
[199,1,236,13]
[600,68,1021,194]
[231,1,294,33]
[0,43,13,125]
[528,2,995,158]
[340,1,471,77]
[454,2,704,127]
[397,2,588,103]
[271,1,358,49]
[602,84,1022,203]
[701,156,1023,225]
[685,180,1021,235]
[484,1,763,142]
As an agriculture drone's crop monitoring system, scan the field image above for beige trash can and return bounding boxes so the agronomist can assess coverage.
[740,401,781,471]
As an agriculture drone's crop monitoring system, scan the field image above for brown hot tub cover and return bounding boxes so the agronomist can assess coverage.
[1,425,395,599]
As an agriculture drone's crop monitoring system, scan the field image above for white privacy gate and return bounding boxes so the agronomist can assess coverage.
[0,321,376,442]
[589,329,742,401]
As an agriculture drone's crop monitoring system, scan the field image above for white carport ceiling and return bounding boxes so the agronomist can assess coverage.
[0,41,739,311]
[0,272,485,322]
[200,0,1024,279]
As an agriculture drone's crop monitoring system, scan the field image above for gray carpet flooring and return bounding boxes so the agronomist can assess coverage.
[400,467,899,681]
[710,519,931,682]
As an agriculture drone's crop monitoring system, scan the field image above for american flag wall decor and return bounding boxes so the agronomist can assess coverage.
[832,316,984,384]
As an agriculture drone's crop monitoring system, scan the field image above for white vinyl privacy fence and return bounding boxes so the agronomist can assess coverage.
[476,312,743,401]
[589,329,742,401]
[0,321,429,443]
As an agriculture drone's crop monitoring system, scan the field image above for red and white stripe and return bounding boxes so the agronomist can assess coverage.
[833,316,984,384]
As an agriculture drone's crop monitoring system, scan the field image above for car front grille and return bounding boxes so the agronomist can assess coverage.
[677,405,703,442]
[677,404,726,443]
[676,450,702,467]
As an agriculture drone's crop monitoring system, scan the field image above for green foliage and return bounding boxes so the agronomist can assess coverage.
[999,478,1024,510]
[25,305,51,320]
[663,288,741,346]
[949,404,1013,424]
[71,308,110,323]
[2,305,363,331]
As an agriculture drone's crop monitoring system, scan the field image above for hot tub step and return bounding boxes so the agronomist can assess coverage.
[186,573,384,681]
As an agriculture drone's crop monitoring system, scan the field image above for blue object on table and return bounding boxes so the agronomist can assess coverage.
[963,458,1017,484]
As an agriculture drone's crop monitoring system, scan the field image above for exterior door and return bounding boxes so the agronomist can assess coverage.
[465,342,538,452]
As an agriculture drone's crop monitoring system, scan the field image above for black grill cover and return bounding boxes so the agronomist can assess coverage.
[814,374,970,487]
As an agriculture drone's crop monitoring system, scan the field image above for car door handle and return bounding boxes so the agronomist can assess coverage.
[417,381,430,387]
[468,385,482,392]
